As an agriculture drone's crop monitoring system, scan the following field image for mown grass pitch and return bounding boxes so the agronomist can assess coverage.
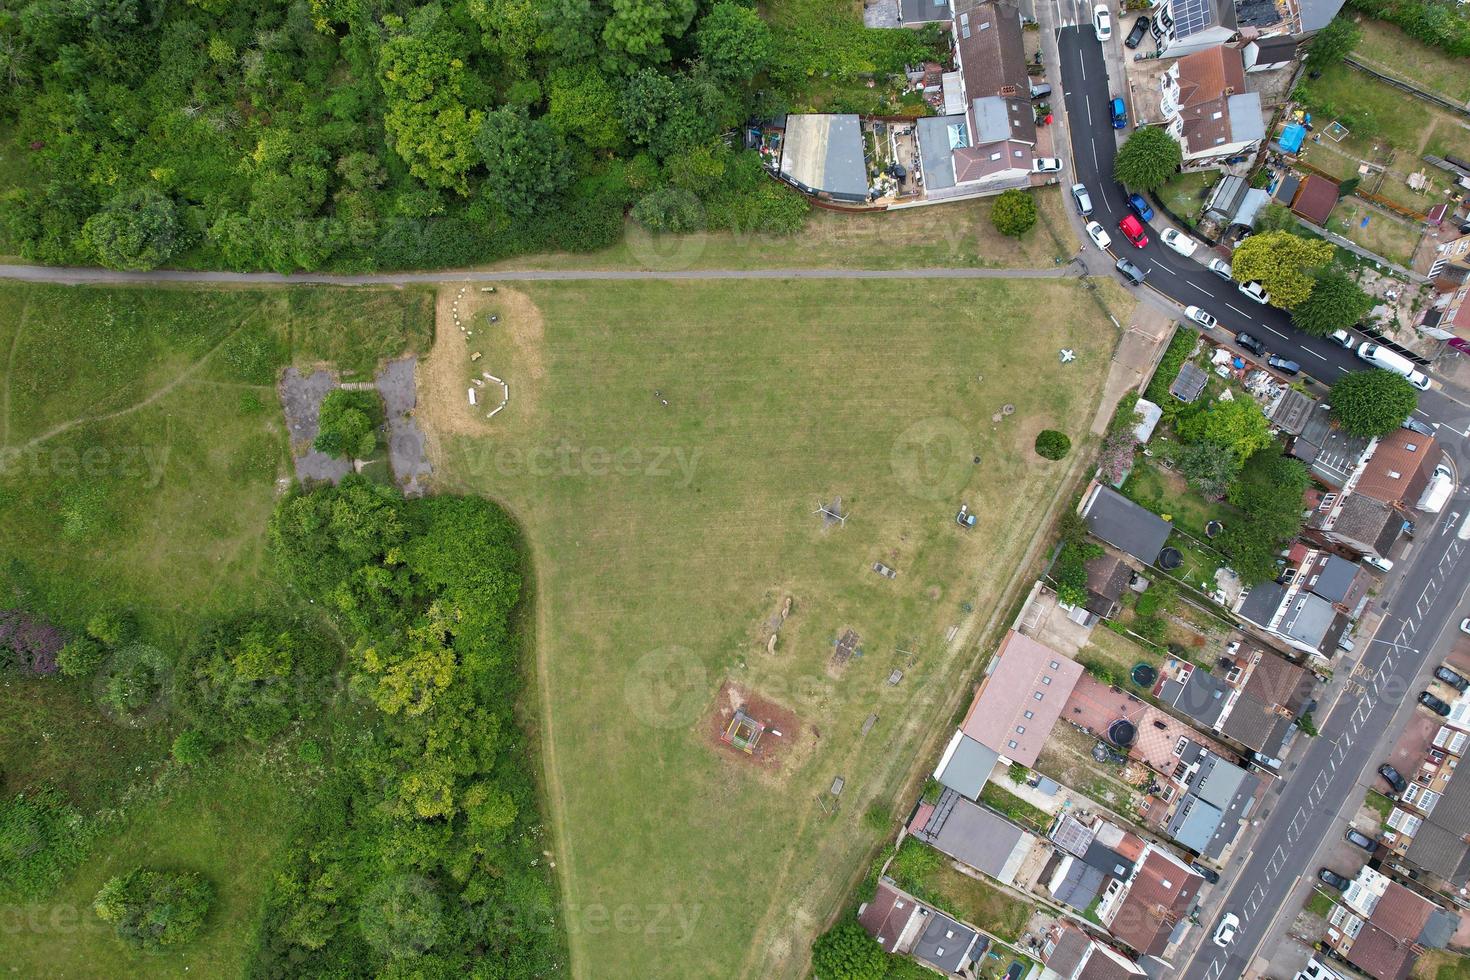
[426,277,1122,979]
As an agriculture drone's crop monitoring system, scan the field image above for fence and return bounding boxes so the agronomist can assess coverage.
[1342,56,1470,121]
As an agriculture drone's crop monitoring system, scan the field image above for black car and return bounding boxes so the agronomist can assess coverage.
[1345,828,1377,852]
[1318,868,1351,891]
[1379,764,1407,795]
[1115,257,1147,285]
[1420,691,1452,716]
[1191,861,1220,884]
[1125,15,1150,48]
[1267,355,1301,375]
[1235,331,1266,357]
[1435,665,1470,692]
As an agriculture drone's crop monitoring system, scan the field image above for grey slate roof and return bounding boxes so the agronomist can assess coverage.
[1309,555,1360,605]
[1167,794,1223,854]
[1298,0,1348,33]
[1083,486,1173,565]
[1421,909,1458,949]
[1237,581,1286,628]
[1279,593,1342,652]
[912,908,978,973]
[1053,858,1107,909]
[1174,753,1259,859]
[918,790,1029,879]
[1159,668,1229,728]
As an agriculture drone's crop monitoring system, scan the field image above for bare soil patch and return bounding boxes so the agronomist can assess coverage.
[702,679,806,776]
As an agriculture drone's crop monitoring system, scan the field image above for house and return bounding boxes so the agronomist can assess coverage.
[1354,428,1440,512]
[1155,643,1309,769]
[778,114,869,202]
[1401,743,1470,886]
[1289,408,1372,489]
[1149,0,1238,58]
[914,0,1036,199]
[960,630,1083,767]
[1040,921,1148,980]
[1162,744,1260,859]
[1298,550,1371,618]
[1080,484,1174,565]
[1308,492,1403,560]
[1084,554,1134,620]
[1236,578,1350,659]
[1242,34,1297,71]
[1340,868,1457,949]
[1047,813,1144,912]
[1096,842,1204,956]
[909,787,1037,884]
[1289,172,1340,226]
[1157,45,1265,169]
[858,879,983,972]
[933,729,1000,799]
[864,0,954,27]
[1288,0,1350,34]
[1337,922,1417,980]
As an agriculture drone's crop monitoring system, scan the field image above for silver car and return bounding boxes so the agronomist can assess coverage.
[1071,183,1093,216]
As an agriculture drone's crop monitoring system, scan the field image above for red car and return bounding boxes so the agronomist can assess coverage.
[1118,214,1149,248]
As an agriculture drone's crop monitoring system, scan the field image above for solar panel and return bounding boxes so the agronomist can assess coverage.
[1172,0,1214,37]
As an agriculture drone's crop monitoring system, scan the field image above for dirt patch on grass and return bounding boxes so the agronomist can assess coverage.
[702,679,807,778]
[419,284,546,466]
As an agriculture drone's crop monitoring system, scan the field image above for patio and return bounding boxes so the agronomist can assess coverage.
[1063,673,1237,777]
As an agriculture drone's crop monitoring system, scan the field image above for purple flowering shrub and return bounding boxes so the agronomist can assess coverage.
[0,609,65,674]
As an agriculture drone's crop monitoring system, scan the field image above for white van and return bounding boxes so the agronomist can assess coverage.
[1356,342,1431,390]
[1418,464,1455,513]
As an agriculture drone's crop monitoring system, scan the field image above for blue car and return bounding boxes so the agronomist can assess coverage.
[1128,193,1154,222]
[1110,97,1127,129]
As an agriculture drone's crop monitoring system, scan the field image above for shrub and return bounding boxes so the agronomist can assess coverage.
[171,730,213,766]
[812,915,888,980]
[93,868,213,950]
[863,803,890,833]
[57,637,107,678]
[86,609,137,648]
[1034,429,1071,460]
[0,786,90,902]
[991,189,1038,237]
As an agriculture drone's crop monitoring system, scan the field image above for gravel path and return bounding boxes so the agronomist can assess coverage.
[0,263,1078,286]
[278,367,351,485]
[377,356,432,497]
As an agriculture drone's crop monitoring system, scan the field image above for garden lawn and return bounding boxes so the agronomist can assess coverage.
[1352,18,1470,103]
[1120,455,1233,537]
[1157,171,1218,224]
[1325,200,1423,267]
[486,188,1072,272]
[1295,62,1470,163]
[427,277,1120,980]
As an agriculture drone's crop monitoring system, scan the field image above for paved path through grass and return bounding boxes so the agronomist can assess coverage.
[0,263,1080,286]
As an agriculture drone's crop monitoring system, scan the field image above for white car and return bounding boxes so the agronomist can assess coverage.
[1238,280,1271,304]
[1363,555,1394,572]
[1184,306,1217,330]
[1093,4,1113,40]
[1214,913,1239,947]
[1460,617,1470,636]
[1207,258,1232,280]
[1032,157,1063,174]
[1161,228,1197,257]
[1329,328,1355,348]
[1085,220,1112,250]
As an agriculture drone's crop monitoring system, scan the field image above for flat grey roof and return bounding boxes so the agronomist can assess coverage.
[916,114,967,191]
[1170,362,1209,403]
[900,0,952,22]
[1238,581,1285,627]
[972,96,1011,143]
[779,114,869,201]
[925,795,1028,879]
[1053,859,1106,909]
[1083,486,1173,565]
[1161,668,1229,727]
[1167,794,1222,853]
[1311,555,1360,605]
[1194,753,1253,811]
[937,734,999,800]
[1281,592,1338,649]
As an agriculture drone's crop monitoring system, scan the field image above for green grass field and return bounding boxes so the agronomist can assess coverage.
[0,282,430,974]
[426,277,1121,978]
[1353,18,1470,103]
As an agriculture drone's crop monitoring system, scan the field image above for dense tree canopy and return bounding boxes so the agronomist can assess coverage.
[991,188,1038,237]
[1308,16,1360,66]
[1291,267,1373,336]
[1112,126,1183,191]
[1329,369,1419,436]
[812,916,889,980]
[1176,396,1273,463]
[1231,232,1334,309]
[1219,450,1310,584]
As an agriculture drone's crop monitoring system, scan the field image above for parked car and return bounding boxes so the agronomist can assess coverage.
[1085,220,1112,250]
[1318,868,1351,891]
[1420,691,1452,716]
[1234,331,1266,357]
[1115,257,1147,285]
[1238,280,1271,304]
[1363,555,1394,572]
[1345,828,1377,852]
[1128,192,1154,221]
[1379,764,1407,795]
[1403,415,1435,436]
[1206,257,1232,280]
[1093,4,1112,40]
[1125,15,1149,48]
[1161,227,1197,256]
[1029,82,1052,100]
[1118,214,1149,248]
[1213,913,1239,947]
[1435,665,1470,693]
[1191,861,1220,884]
[1109,96,1127,129]
[1184,306,1217,330]
[1329,328,1355,348]
[1267,355,1301,375]
[1032,157,1063,174]
[1072,183,1094,216]
[1460,617,1470,636]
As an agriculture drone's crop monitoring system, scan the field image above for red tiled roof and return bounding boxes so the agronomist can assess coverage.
[1107,849,1202,955]
[1291,173,1340,226]
[1356,427,1438,508]
[1368,882,1434,944]
[1346,923,1415,980]
[858,881,918,952]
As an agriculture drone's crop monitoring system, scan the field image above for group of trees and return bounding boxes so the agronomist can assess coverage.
[1230,231,1335,309]
[1344,0,1470,58]
[0,0,827,273]
[315,389,382,460]
[93,868,213,951]
[1217,450,1311,584]
[252,479,560,974]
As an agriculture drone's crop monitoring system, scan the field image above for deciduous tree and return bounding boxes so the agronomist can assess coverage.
[696,3,773,80]
[475,107,571,216]
[1230,231,1333,308]
[80,188,185,271]
[991,188,1038,237]
[1329,369,1418,436]
[1291,267,1372,336]
[1112,126,1182,191]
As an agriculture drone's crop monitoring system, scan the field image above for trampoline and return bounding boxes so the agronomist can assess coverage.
[1205,520,1223,538]
[1107,719,1137,748]
[1158,547,1183,570]
[1131,663,1158,688]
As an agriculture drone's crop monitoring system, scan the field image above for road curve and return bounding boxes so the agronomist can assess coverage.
[0,263,1082,287]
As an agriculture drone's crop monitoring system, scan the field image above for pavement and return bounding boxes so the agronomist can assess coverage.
[1038,1,1470,975]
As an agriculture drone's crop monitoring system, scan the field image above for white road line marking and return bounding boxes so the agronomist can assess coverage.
[1153,262,1173,275]
[1187,281,1210,294]
[1226,303,1250,316]
[1091,141,1099,170]
[1303,347,1327,360]
[1261,324,1288,339]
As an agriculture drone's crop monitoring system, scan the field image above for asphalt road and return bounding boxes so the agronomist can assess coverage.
[1050,9,1470,977]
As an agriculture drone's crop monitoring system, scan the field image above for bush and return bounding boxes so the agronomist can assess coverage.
[57,637,107,678]
[171,730,213,766]
[1034,429,1071,460]
[812,915,888,980]
[314,390,382,460]
[0,786,91,902]
[86,609,137,648]
[863,802,890,833]
[991,189,1038,237]
[93,868,213,950]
